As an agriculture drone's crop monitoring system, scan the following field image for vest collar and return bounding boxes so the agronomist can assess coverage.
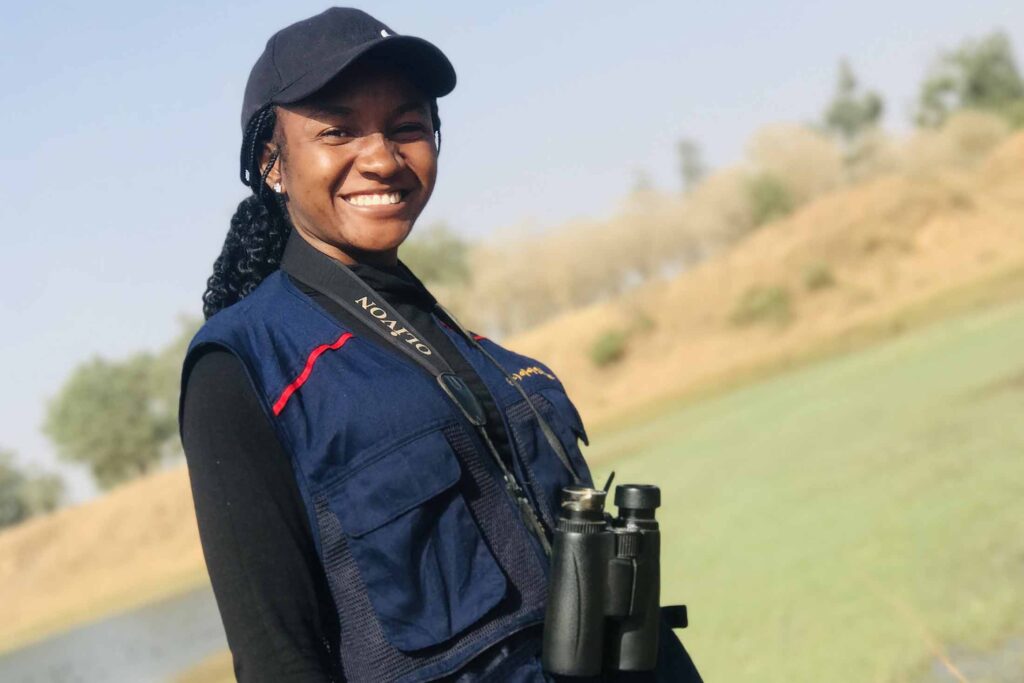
[281,230,437,309]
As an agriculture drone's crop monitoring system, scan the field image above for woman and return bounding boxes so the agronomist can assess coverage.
[181,8,699,682]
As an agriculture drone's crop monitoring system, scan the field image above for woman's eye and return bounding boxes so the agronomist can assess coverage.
[321,128,354,140]
[392,123,428,140]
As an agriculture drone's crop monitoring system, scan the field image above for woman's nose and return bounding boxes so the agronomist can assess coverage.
[356,133,403,178]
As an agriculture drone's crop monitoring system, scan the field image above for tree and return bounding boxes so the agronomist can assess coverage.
[43,318,199,491]
[631,169,654,194]
[0,450,63,529]
[823,60,884,143]
[44,352,178,489]
[677,139,706,193]
[149,316,201,429]
[400,222,471,287]
[916,32,1024,128]
[746,124,844,205]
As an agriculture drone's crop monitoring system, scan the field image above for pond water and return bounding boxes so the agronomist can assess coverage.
[922,636,1024,683]
[0,587,226,683]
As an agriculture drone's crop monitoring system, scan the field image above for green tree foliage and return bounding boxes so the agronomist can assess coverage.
[150,316,201,424]
[677,138,706,193]
[823,60,884,143]
[45,353,176,489]
[0,450,63,529]
[43,319,197,490]
[400,222,471,287]
[916,32,1024,128]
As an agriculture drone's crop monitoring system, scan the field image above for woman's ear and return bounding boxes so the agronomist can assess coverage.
[259,141,283,194]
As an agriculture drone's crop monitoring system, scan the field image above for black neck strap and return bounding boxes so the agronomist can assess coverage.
[282,234,451,374]
[433,303,580,484]
[281,233,486,426]
[281,232,580,483]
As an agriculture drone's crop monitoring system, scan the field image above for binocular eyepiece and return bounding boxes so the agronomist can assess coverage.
[541,483,667,676]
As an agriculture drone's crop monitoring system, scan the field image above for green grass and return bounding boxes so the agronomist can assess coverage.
[585,298,1024,682]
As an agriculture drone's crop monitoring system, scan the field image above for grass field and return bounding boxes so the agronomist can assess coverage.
[582,297,1024,682]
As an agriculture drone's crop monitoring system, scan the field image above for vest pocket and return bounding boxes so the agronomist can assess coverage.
[325,428,508,652]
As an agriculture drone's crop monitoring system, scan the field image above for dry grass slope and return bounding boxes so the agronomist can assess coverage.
[509,132,1024,428]
[0,467,204,654]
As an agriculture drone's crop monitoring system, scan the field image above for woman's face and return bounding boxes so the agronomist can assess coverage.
[265,60,438,265]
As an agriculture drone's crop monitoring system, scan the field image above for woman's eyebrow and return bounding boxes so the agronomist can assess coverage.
[306,103,355,120]
[303,102,426,120]
[393,101,430,116]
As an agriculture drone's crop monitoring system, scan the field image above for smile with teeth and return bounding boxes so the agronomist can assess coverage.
[345,191,405,206]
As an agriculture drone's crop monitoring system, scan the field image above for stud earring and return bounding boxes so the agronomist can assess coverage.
[273,183,282,193]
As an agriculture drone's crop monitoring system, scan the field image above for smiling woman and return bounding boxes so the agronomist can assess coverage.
[180,7,700,683]
[265,61,440,266]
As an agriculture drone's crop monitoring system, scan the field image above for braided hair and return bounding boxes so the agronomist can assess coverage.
[201,100,442,319]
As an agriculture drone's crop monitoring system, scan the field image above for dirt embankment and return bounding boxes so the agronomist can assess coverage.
[2,133,1023,653]
[0,467,204,653]
[508,133,1024,428]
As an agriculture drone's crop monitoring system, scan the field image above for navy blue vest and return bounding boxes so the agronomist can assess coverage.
[184,271,596,681]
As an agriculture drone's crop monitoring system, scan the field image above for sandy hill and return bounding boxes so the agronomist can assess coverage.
[509,132,1024,426]
[0,467,204,653]
[2,132,1023,653]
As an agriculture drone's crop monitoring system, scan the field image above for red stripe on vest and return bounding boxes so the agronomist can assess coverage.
[273,332,354,416]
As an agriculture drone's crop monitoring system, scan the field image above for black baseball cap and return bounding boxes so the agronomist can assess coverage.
[240,8,457,133]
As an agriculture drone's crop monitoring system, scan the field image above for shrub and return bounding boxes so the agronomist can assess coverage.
[684,167,759,243]
[746,124,844,203]
[902,110,1011,172]
[803,263,836,291]
[0,450,63,529]
[590,330,629,367]
[630,312,656,334]
[731,286,793,327]
[747,173,795,227]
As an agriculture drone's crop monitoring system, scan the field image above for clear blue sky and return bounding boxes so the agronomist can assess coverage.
[3,0,1022,500]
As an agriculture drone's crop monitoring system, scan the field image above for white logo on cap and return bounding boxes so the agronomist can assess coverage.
[380,29,390,38]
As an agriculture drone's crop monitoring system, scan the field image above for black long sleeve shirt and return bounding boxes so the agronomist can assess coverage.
[180,257,519,682]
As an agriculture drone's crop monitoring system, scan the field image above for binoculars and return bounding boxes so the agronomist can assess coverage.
[542,482,683,677]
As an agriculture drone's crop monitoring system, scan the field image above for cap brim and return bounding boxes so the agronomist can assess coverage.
[273,35,456,107]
